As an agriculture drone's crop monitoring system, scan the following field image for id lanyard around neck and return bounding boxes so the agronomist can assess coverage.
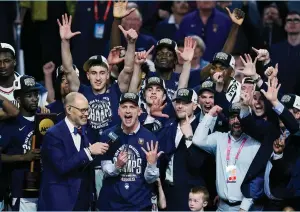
[226,135,247,166]
[94,0,112,22]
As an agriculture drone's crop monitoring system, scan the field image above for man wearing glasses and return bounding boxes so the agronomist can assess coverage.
[38,92,109,211]
[270,11,300,95]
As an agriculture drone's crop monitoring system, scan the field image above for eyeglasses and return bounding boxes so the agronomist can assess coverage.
[286,18,300,24]
[69,105,89,114]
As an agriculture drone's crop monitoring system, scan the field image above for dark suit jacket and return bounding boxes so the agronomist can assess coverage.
[270,134,300,200]
[156,115,216,210]
[240,107,299,200]
[38,120,95,211]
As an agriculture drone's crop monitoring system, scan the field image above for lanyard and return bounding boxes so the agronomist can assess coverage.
[94,0,112,22]
[226,136,247,166]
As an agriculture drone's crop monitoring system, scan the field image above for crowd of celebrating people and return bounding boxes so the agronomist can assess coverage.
[0,0,300,211]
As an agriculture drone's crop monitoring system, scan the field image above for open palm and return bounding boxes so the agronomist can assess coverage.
[57,14,81,40]
[240,54,257,77]
[261,77,281,103]
[176,37,196,62]
[113,0,136,19]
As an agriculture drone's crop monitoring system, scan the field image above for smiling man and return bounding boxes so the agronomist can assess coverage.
[192,103,261,211]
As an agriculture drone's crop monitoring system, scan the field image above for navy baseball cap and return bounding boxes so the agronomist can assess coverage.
[173,88,198,104]
[281,94,300,110]
[198,80,215,95]
[212,52,235,69]
[120,92,140,106]
[13,75,40,93]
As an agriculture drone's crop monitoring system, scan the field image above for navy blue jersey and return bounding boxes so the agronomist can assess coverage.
[46,100,65,122]
[0,114,35,198]
[145,70,201,100]
[97,124,159,211]
[79,82,122,139]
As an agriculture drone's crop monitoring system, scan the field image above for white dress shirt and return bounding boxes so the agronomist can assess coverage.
[193,114,261,211]
[165,116,195,183]
[65,117,93,161]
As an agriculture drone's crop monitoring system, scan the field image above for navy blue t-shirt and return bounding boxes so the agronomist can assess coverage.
[0,114,35,198]
[46,100,65,122]
[97,124,159,211]
[176,9,231,61]
[79,82,122,140]
[145,70,201,100]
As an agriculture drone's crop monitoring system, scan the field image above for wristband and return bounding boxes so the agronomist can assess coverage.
[87,147,92,155]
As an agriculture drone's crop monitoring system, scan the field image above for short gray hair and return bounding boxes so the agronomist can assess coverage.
[191,35,206,52]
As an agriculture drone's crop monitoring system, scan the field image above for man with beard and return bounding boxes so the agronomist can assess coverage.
[0,76,44,211]
[156,88,216,211]
[97,92,162,211]
[192,103,261,211]
[197,80,228,133]
[0,43,48,107]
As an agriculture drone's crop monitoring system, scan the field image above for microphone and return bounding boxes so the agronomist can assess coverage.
[107,131,119,145]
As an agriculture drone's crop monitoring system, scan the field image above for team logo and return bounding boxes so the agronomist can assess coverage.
[124,183,129,190]
[281,95,291,103]
[88,98,112,129]
[39,118,54,135]
[138,138,144,145]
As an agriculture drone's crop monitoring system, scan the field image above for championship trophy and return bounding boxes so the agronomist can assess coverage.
[23,113,56,196]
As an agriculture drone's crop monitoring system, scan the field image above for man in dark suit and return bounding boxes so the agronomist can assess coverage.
[157,88,216,211]
[38,92,109,211]
[238,79,299,210]
[268,94,300,210]
[196,80,228,133]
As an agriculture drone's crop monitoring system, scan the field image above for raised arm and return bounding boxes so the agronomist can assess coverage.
[200,8,245,80]
[128,46,154,93]
[57,14,81,92]
[110,0,135,49]
[192,105,223,154]
[117,26,138,93]
[176,37,196,90]
[0,95,19,120]
[43,61,56,103]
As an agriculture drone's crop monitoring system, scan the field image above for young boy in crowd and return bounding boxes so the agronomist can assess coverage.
[188,186,209,211]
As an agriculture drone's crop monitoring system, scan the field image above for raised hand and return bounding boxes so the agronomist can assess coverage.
[118,25,138,43]
[208,105,223,117]
[57,14,81,40]
[113,0,136,19]
[149,99,169,118]
[43,61,55,76]
[226,8,245,25]
[134,45,154,65]
[107,46,125,65]
[261,77,281,105]
[252,47,270,65]
[176,37,196,62]
[240,91,252,107]
[240,54,258,77]
[264,64,278,80]
[273,132,286,154]
[141,141,164,165]
[180,113,193,137]
[115,150,128,169]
